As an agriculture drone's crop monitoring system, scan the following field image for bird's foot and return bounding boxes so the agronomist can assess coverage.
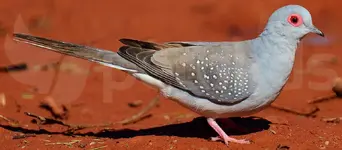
[210,136,251,145]
[207,118,251,146]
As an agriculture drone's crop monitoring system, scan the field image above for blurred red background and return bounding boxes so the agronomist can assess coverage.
[0,0,341,149]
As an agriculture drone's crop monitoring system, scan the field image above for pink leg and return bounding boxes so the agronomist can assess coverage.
[207,118,251,145]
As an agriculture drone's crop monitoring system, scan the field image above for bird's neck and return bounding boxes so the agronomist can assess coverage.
[251,35,299,89]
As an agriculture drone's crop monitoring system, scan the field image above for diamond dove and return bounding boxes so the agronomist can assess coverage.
[13,4,324,146]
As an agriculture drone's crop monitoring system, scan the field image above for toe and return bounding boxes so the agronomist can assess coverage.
[210,136,222,142]
[229,139,251,144]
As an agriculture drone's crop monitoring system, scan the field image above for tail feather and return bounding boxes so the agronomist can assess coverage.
[13,33,140,73]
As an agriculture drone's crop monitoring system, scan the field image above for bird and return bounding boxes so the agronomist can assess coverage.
[13,4,324,146]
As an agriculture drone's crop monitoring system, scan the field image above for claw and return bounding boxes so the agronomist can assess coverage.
[210,136,251,145]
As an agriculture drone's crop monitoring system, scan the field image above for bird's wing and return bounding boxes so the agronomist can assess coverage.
[117,39,195,90]
[119,40,257,105]
[13,33,256,105]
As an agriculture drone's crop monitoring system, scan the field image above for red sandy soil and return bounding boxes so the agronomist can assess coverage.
[1,0,342,149]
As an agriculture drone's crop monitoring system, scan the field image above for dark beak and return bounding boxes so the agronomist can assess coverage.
[311,26,324,37]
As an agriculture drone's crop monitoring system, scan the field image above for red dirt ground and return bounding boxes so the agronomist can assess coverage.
[1,0,342,149]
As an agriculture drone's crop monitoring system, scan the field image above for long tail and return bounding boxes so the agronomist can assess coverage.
[13,33,139,72]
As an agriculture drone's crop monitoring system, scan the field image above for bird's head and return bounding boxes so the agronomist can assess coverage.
[263,5,324,40]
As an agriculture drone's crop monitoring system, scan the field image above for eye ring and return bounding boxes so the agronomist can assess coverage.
[287,14,303,27]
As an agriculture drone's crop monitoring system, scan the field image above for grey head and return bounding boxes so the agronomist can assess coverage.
[261,5,324,40]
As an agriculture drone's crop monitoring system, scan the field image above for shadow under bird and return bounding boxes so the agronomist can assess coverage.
[13,4,324,146]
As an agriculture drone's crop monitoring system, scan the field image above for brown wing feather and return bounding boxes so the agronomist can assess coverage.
[117,39,197,90]
[119,39,165,50]
[117,46,187,90]
[119,39,195,50]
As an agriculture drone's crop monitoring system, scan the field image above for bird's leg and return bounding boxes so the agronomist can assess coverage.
[207,118,251,145]
[218,118,248,133]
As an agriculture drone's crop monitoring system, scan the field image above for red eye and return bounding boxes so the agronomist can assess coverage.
[287,14,303,27]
